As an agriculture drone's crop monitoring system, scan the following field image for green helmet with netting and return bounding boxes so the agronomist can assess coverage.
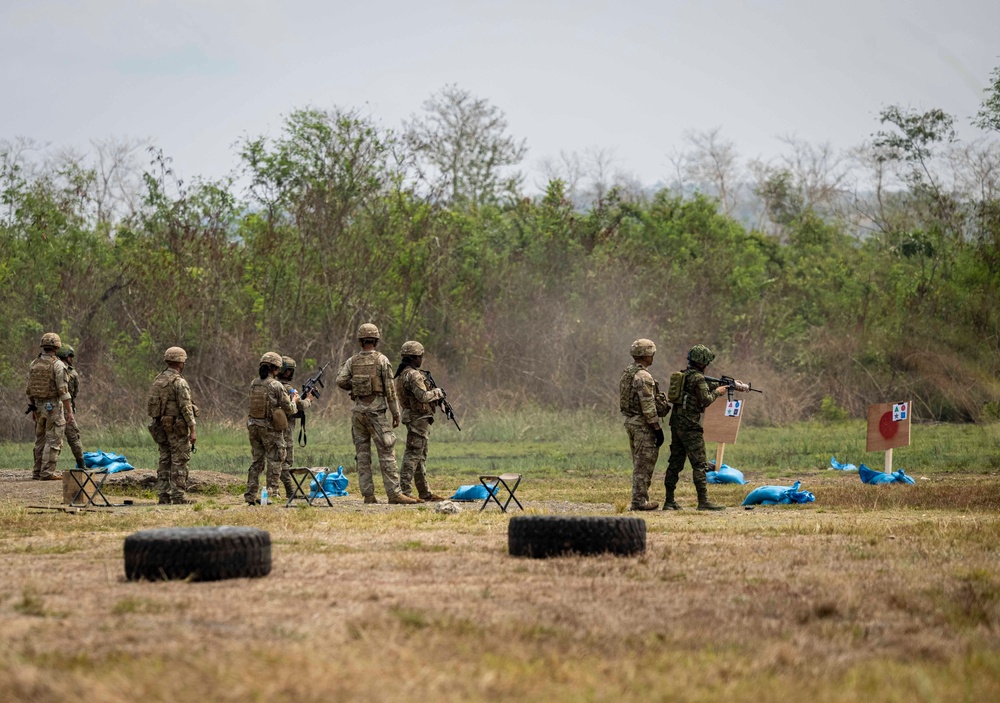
[281,356,296,372]
[687,344,715,366]
[56,345,76,360]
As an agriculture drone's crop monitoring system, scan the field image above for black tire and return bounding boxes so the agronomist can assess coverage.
[124,526,272,582]
[508,516,646,558]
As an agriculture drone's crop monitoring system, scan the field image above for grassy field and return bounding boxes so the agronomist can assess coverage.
[0,412,998,702]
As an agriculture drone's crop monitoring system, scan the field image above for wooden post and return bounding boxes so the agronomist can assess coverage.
[884,448,893,474]
[715,443,726,472]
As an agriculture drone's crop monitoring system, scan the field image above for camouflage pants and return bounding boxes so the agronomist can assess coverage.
[278,422,296,498]
[64,415,85,468]
[626,421,659,506]
[351,410,401,499]
[32,403,66,479]
[246,423,285,503]
[400,417,433,498]
[665,423,709,494]
[148,418,191,501]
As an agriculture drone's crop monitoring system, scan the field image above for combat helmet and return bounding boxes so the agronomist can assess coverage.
[357,323,380,340]
[40,332,61,349]
[281,356,296,372]
[400,340,425,357]
[260,351,283,367]
[56,345,76,360]
[630,338,656,358]
[687,344,715,366]
[164,346,188,363]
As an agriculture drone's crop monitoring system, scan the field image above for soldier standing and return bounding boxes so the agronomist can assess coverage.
[146,346,198,504]
[56,345,86,469]
[245,352,297,506]
[393,340,446,502]
[663,344,747,511]
[621,338,670,510]
[26,333,74,480]
[277,355,314,500]
[335,324,419,505]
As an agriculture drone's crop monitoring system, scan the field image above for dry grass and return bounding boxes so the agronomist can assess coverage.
[0,468,998,703]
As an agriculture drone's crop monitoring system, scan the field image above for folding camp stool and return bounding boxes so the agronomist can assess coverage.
[285,467,334,507]
[478,473,523,513]
[64,469,114,508]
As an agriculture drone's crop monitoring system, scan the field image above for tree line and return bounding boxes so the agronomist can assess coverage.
[1,73,999,439]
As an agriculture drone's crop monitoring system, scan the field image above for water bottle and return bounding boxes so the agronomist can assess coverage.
[260,485,269,507]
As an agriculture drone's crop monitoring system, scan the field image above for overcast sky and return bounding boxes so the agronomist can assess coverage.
[2,0,998,191]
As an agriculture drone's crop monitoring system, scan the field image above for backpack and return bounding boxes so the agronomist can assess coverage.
[667,370,686,404]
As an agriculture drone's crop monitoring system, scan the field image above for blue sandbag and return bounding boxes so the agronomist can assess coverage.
[103,460,135,474]
[451,483,496,502]
[310,466,349,499]
[742,481,815,506]
[707,464,747,485]
[83,450,122,468]
[830,456,858,471]
[859,464,915,485]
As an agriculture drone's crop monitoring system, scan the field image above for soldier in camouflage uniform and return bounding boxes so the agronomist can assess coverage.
[56,345,86,469]
[277,355,315,499]
[26,333,74,480]
[147,346,198,504]
[245,352,297,505]
[335,324,419,505]
[621,339,670,511]
[393,340,447,502]
[663,344,747,511]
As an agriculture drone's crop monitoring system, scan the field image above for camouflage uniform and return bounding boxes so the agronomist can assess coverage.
[620,361,669,508]
[147,367,198,502]
[279,380,312,499]
[664,368,722,503]
[62,358,85,468]
[395,366,445,499]
[336,350,403,501]
[26,352,71,480]
[245,374,296,504]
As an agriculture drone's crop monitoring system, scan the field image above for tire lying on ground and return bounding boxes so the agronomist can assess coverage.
[124,526,272,581]
[508,516,646,558]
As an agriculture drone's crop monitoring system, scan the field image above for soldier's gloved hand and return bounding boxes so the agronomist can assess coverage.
[734,380,750,392]
[653,426,665,447]
[432,388,446,401]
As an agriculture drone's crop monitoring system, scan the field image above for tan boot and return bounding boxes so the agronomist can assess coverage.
[364,495,379,504]
[389,493,422,505]
[629,501,659,511]
[418,493,446,502]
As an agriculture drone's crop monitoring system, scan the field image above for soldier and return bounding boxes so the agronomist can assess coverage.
[663,344,747,511]
[393,340,447,502]
[147,346,198,504]
[56,345,86,469]
[245,351,297,506]
[277,355,315,500]
[26,333,74,481]
[335,324,419,505]
[621,338,670,510]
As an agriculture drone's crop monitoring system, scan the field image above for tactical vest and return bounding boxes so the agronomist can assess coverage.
[396,368,431,416]
[248,378,270,419]
[66,367,79,401]
[350,353,384,398]
[619,363,643,416]
[147,371,180,418]
[28,355,60,400]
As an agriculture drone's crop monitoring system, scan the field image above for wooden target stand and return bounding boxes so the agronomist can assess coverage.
[702,396,746,470]
[866,401,911,472]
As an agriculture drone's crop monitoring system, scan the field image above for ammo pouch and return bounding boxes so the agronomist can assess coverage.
[351,375,373,398]
[272,408,288,431]
[655,391,671,417]
[147,394,165,418]
[161,416,176,431]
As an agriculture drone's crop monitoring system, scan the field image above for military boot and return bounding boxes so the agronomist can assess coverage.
[696,484,725,511]
[363,495,379,504]
[661,487,682,511]
[419,493,446,502]
[630,501,659,511]
[389,493,423,505]
[282,480,296,501]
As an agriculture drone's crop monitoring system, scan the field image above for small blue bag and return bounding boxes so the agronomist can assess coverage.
[707,464,747,485]
[742,481,815,506]
[830,456,858,471]
[859,464,915,485]
[83,451,134,473]
[451,483,496,502]
[310,466,349,499]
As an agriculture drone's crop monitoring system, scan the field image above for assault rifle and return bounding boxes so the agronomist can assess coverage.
[422,370,461,431]
[294,362,330,446]
[704,375,764,402]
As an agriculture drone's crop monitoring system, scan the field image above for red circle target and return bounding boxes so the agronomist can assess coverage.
[878,411,898,440]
